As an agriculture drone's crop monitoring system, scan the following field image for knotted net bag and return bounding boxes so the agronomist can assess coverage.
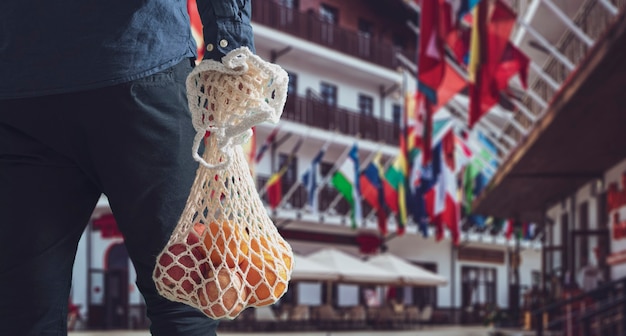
[153,47,293,319]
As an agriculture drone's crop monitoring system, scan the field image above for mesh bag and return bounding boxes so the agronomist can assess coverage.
[153,47,293,319]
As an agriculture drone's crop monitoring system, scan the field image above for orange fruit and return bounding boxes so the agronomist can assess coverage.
[198,268,247,319]
[203,221,250,267]
[243,236,291,306]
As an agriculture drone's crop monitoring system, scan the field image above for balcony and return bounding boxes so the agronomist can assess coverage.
[251,0,417,71]
[283,93,400,146]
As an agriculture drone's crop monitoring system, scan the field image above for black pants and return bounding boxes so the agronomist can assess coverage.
[0,59,218,335]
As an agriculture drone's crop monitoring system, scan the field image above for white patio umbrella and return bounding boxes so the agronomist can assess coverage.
[291,253,340,281]
[305,248,399,284]
[366,253,448,286]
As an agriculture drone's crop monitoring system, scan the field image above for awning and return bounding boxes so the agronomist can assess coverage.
[291,253,340,282]
[473,10,626,222]
[366,253,448,286]
[305,248,399,284]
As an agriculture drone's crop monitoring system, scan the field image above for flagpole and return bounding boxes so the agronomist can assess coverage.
[276,135,334,209]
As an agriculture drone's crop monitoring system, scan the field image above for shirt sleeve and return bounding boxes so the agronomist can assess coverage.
[196,0,255,61]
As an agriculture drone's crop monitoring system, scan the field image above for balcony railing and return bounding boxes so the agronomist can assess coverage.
[505,0,626,141]
[283,93,400,146]
[251,0,417,71]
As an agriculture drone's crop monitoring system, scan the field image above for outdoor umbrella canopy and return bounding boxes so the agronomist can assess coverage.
[366,253,448,286]
[291,253,340,281]
[305,248,399,284]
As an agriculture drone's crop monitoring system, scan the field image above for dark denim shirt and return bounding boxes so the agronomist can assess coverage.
[0,0,254,98]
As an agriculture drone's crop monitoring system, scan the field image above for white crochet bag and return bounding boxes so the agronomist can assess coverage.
[153,47,293,319]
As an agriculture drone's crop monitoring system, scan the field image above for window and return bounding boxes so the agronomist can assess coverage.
[320,82,337,107]
[358,19,373,57]
[287,72,298,95]
[278,0,297,8]
[277,0,298,26]
[411,262,438,308]
[358,19,373,37]
[461,266,497,308]
[392,104,402,126]
[358,94,373,116]
[392,33,406,50]
[319,4,338,44]
[319,4,338,23]
[278,153,298,185]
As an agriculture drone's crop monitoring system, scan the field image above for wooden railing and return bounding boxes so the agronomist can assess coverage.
[534,276,626,336]
[283,93,400,146]
[251,0,417,71]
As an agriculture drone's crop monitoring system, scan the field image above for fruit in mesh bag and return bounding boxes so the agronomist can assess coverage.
[242,236,292,306]
[203,221,250,268]
[198,267,248,319]
[155,223,208,295]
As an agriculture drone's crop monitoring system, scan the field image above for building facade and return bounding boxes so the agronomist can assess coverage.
[69,0,546,329]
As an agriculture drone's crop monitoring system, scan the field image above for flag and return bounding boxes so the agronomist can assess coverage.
[256,126,281,163]
[417,0,445,103]
[418,94,435,166]
[495,42,530,90]
[384,139,409,235]
[264,137,303,209]
[408,146,428,236]
[266,173,283,210]
[433,131,461,245]
[468,0,517,128]
[433,62,468,112]
[408,115,454,237]
[331,143,362,229]
[302,145,327,213]
[525,222,536,240]
[440,0,480,64]
[454,133,473,173]
[187,0,204,61]
[359,153,388,235]
[504,219,514,240]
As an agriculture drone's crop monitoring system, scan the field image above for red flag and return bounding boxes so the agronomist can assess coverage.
[505,219,514,240]
[434,62,468,112]
[263,137,302,210]
[417,0,445,103]
[441,131,460,245]
[468,0,517,128]
[266,173,283,209]
[495,43,530,90]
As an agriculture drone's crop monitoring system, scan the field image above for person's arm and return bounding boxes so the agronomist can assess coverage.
[196,0,255,61]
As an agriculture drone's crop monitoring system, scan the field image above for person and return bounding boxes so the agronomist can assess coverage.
[0,1,254,335]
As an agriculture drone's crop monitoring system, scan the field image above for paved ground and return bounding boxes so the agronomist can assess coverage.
[69,326,500,336]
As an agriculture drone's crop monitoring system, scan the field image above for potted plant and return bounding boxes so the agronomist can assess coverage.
[483,304,508,328]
